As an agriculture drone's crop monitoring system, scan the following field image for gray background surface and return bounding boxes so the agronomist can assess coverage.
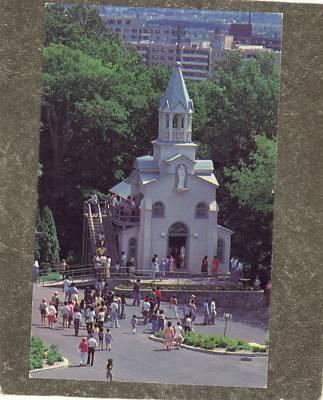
[0,0,322,399]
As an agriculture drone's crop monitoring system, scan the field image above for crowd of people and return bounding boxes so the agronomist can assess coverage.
[38,275,220,379]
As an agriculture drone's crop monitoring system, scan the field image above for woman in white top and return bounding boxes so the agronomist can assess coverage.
[174,321,184,349]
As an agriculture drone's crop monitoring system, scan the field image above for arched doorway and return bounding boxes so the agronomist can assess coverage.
[168,222,188,269]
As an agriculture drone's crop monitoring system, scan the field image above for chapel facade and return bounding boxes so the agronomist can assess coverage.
[110,62,233,274]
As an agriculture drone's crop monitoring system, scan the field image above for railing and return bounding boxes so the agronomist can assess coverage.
[98,202,103,224]
[85,201,95,232]
[110,205,140,226]
[159,129,192,142]
[36,263,239,288]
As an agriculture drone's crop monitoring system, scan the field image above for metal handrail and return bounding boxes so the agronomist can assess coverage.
[98,203,103,224]
[86,201,95,232]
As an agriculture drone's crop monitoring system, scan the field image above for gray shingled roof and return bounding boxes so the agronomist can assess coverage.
[136,155,159,171]
[195,159,214,171]
[159,62,194,113]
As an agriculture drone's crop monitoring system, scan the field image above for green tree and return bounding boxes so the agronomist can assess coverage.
[224,135,277,214]
[40,206,60,265]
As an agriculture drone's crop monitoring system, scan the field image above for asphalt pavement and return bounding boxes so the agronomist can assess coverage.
[30,285,268,387]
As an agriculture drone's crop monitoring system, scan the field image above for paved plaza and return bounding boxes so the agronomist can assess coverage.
[30,284,268,387]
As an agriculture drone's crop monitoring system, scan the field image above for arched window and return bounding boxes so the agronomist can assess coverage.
[195,202,208,218]
[172,114,180,129]
[152,201,165,218]
[217,239,225,263]
[128,237,137,259]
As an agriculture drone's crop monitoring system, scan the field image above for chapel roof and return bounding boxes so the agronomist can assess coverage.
[159,62,194,113]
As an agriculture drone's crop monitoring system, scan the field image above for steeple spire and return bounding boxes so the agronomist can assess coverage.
[158,62,194,142]
[159,62,194,114]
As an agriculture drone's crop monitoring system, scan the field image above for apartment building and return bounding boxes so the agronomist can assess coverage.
[180,45,210,81]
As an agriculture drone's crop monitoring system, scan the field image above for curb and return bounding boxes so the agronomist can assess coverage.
[30,357,69,373]
[148,335,268,357]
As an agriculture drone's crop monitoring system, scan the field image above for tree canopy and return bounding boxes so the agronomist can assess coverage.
[37,4,280,267]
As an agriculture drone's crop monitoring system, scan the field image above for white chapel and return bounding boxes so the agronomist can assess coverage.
[110,62,233,273]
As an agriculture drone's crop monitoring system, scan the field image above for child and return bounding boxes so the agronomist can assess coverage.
[105,328,113,351]
[174,321,184,349]
[106,359,113,382]
[149,311,158,334]
[183,315,192,333]
[39,299,48,327]
[131,314,137,334]
[164,321,175,351]
[98,327,104,350]
[157,309,165,332]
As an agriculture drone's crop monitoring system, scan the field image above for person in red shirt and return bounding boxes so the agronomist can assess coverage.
[211,256,220,280]
[155,286,162,309]
[78,337,88,366]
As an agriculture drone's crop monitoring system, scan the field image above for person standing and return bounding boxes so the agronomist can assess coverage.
[142,297,151,325]
[169,255,175,277]
[201,256,208,278]
[32,260,40,282]
[132,279,141,307]
[106,359,113,382]
[155,287,162,309]
[98,327,104,351]
[157,310,166,332]
[131,314,137,334]
[51,291,60,315]
[210,298,217,325]
[63,276,70,300]
[202,299,210,325]
[106,255,112,279]
[73,308,82,336]
[105,329,113,351]
[164,321,175,351]
[159,258,166,281]
[39,299,48,327]
[149,311,158,334]
[87,334,98,366]
[211,256,220,280]
[120,251,127,274]
[150,256,158,280]
[78,337,88,367]
[174,321,184,349]
[169,295,178,319]
[59,259,67,279]
[120,294,126,319]
[183,315,192,333]
[110,299,120,328]
[165,255,171,277]
[46,302,57,329]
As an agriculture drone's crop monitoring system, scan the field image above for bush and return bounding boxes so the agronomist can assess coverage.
[30,336,63,370]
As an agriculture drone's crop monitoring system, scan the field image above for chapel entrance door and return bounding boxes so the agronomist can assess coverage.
[168,222,188,269]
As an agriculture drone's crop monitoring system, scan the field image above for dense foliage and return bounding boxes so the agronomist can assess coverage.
[30,336,63,369]
[38,5,280,271]
[35,206,60,265]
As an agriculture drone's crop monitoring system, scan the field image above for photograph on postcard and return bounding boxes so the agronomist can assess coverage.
[30,4,282,387]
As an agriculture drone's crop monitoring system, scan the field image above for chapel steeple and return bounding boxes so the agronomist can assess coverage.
[158,62,194,143]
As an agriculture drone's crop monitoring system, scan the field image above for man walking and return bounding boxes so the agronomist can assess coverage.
[87,334,98,366]
[110,298,120,328]
[132,279,141,307]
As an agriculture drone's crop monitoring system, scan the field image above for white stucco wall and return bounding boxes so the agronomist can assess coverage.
[139,173,218,273]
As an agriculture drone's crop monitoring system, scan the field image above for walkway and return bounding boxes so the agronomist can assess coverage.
[30,285,268,387]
